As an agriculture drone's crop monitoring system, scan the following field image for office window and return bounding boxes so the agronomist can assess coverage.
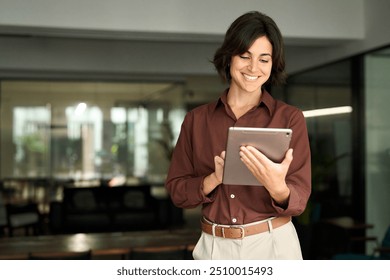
[0,81,185,183]
[12,107,51,177]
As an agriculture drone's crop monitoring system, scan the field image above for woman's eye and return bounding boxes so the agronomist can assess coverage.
[239,55,250,59]
[260,59,269,63]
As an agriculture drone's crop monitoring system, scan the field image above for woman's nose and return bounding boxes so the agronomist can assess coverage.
[248,60,259,72]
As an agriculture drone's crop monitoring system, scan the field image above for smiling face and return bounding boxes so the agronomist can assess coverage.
[229,36,273,94]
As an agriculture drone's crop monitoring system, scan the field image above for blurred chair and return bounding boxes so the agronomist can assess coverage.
[333,225,390,260]
[5,202,41,237]
[0,195,7,236]
[110,187,159,231]
[128,245,187,260]
[28,250,92,260]
[62,188,110,233]
[0,193,41,237]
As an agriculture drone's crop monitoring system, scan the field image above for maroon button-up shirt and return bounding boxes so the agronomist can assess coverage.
[165,89,311,225]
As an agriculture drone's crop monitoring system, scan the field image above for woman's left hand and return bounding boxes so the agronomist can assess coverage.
[239,146,293,205]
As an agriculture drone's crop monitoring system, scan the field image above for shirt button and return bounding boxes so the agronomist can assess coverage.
[230,194,235,198]
[232,218,237,223]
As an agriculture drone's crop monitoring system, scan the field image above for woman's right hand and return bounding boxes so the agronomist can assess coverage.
[214,151,226,183]
[202,151,225,195]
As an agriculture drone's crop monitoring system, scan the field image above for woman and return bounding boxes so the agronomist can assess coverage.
[165,11,311,260]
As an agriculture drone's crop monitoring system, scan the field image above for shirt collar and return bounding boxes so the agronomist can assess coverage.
[214,88,276,116]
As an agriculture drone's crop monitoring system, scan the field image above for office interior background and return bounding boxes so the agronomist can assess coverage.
[0,0,390,259]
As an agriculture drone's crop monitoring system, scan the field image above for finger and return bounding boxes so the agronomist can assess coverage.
[241,145,266,164]
[239,147,259,172]
[214,155,224,167]
[220,150,226,159]
[281,148,293,167]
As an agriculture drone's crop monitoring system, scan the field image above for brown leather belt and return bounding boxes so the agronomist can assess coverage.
[201,216,291,239]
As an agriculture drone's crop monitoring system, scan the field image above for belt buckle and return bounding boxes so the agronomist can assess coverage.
[223,225,245,239]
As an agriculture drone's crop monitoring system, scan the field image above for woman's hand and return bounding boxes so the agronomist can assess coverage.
[202,151,225,196]
[239,146,293,206]
[214,151,226,183]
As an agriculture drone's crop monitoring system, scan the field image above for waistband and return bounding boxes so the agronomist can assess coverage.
[201,216,291,239]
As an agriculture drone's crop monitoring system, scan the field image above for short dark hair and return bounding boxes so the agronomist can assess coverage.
[213,11,286,86]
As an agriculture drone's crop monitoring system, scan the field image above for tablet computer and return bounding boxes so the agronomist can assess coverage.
[222,127,292,186]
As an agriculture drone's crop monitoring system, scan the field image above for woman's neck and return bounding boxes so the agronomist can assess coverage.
[227,88,262,108]
[227,87,262,119]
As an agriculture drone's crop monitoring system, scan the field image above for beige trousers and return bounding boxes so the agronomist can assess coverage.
[192,221,302,260]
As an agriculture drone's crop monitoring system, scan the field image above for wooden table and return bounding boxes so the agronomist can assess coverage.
[324,216,374,230]
[0,229,200,260]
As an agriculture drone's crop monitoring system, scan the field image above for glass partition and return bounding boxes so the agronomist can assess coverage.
[364,47,390,252]
[283,60,354,259]
[286,61,353,219]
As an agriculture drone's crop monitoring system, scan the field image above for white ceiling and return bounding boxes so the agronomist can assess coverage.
[0,0,389,79]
